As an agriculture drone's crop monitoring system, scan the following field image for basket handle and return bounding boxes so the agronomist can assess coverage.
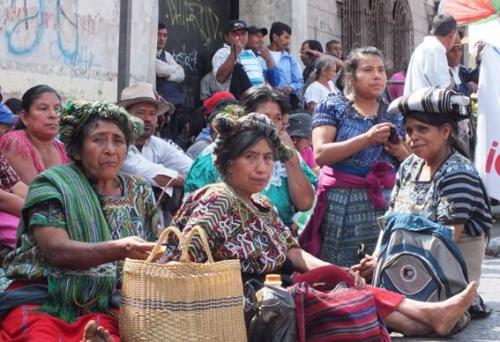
[180,225,215,263]
[146,226,183,262]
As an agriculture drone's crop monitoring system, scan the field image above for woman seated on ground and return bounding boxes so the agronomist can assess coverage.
[353,87,492,315]
[185,85,317,229]
[0,101,157,341]
[0,85,71,184]
[162,113,477,337]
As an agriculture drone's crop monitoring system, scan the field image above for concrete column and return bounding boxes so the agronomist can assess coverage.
[126,0,158,87]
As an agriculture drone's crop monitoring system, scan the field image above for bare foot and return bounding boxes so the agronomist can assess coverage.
[429,281,477,336]
[82,320,114,342]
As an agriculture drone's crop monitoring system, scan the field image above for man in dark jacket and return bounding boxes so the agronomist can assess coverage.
[447,35,480,97]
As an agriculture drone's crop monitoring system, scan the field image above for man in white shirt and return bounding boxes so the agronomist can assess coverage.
[118,82,192,190]
[404,14,457,95]
[212,20,265,96]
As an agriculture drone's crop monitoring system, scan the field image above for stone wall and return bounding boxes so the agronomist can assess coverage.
[408,0,435,45]
[239,0,307,55]
[0,0,157,102]
[307,0,341,47]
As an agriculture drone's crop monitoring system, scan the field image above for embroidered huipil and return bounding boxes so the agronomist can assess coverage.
[167,183,299,274]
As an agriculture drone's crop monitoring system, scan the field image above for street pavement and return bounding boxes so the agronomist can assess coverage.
[392,221,500,342]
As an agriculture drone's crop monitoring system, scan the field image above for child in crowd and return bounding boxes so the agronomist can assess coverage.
[287,112,319,173]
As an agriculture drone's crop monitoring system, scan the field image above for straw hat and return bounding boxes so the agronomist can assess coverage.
[453,34,468,46]
[117,82,174,115]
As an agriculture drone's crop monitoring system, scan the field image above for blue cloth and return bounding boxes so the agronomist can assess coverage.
[454,64,479,96]
[257,56,280,87]
[263,51,303,93]
[239,50,265,86]
[312,93,404,176]
[0,103,13,125]
[195,125,213,143]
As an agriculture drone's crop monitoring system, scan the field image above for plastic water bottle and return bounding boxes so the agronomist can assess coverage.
[264,274,282,288]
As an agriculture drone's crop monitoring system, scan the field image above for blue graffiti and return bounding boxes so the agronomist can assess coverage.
[4,0,86,67]
[55,0,79,64]
[5,0,45,55]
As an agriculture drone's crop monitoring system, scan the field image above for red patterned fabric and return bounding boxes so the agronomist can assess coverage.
[291,281,392,342]
[0,304,120,342]
[292,265,404,317]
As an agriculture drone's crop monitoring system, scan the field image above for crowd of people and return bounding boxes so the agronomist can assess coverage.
[0,12,492,342]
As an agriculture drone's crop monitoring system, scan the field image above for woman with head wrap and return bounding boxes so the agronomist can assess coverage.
[161,113,477,338]
[354,87,492,318]
[0,101,157,341]
[184,85,317,228]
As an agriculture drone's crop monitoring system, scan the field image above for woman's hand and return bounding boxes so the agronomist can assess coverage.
[351,254,377,281]
[117,236,155,260]
[364,123,392,146]
[348,269,366,290]
[279,130,296,149]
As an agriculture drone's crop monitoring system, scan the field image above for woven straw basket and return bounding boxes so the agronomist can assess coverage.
[120,226,247,341]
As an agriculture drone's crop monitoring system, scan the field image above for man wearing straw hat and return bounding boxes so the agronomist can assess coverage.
[447,34,481,97]
[119,82,192,190]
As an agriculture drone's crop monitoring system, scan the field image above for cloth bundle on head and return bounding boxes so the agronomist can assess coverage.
[213,113,295,168]
[59,100,144,159]
[388,87,470,119]
[209,103,246,124]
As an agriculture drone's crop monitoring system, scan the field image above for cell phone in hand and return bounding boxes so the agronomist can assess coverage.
[357,243,367,261]
[388,127,399,144]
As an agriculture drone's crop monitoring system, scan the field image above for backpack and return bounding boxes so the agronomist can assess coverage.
[372,213,469,302]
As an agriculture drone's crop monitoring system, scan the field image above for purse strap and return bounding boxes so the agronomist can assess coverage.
[145,225,214,263]
[180,226,214,263]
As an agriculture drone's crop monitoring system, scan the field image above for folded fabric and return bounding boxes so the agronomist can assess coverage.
[388,87,469,117]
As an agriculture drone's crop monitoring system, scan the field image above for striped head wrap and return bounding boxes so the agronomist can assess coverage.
[387,87,470,120]
[60,100,144,159]
[213,112,295,171]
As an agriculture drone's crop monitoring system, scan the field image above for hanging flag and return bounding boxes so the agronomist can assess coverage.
[474,44,500,200]
[439,0,500,25]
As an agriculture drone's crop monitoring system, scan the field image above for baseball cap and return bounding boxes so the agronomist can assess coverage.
[287,112,312,139]
[203,91,238,118]
[224,20,248,34]
[248,26,268,36]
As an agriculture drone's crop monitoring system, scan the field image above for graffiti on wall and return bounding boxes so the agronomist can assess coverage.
[0,0,119,80]
[159,0,234,107]
[164,0,221,48]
